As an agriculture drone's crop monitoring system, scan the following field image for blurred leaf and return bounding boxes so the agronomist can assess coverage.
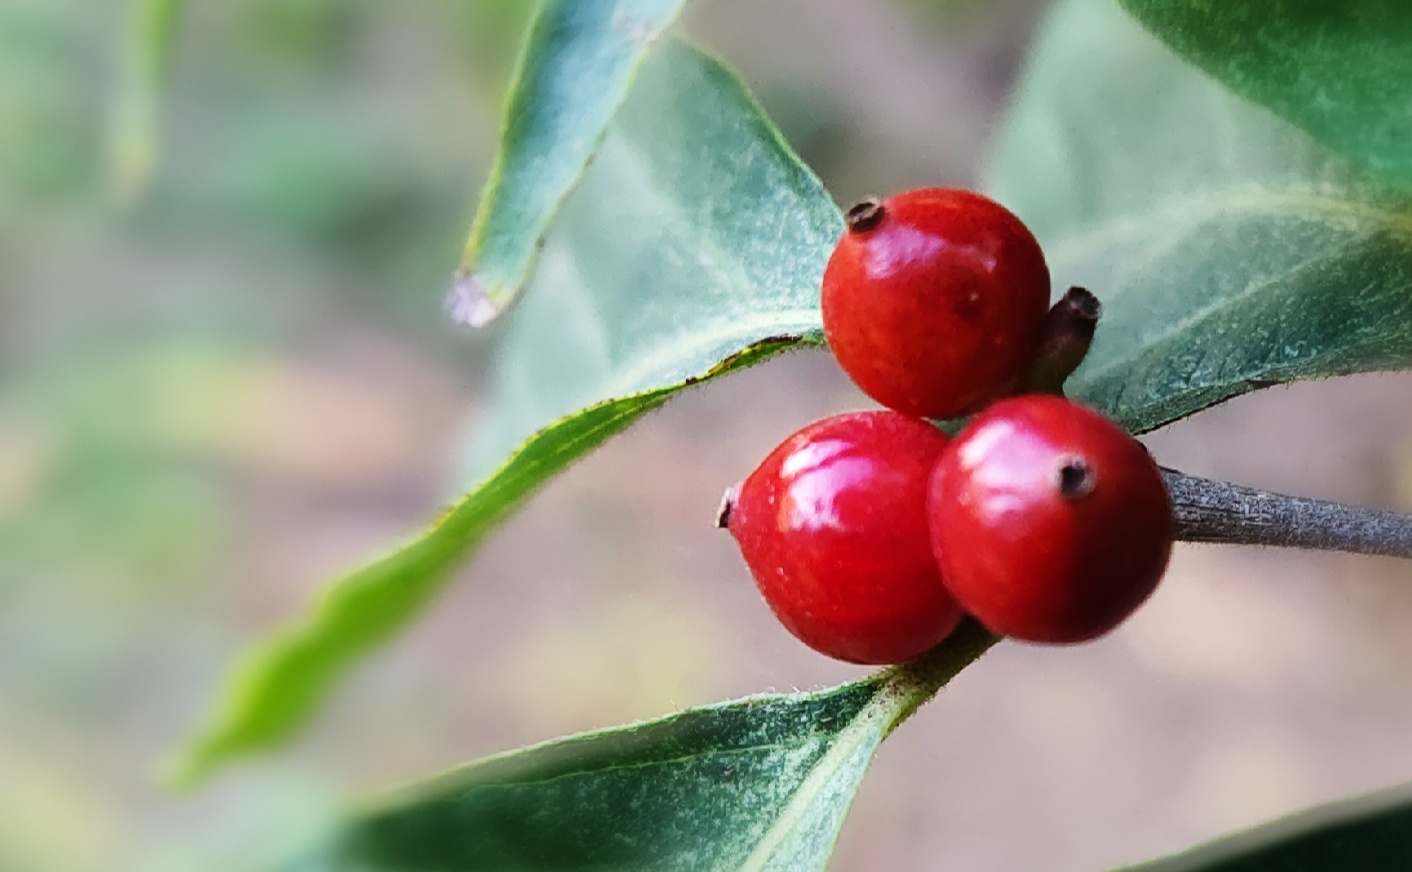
[109,0,186,204]
[1117,0,1412,193]
[174,39,841,785]
[0,346,250,590]
[1118,785,1412,871]
[0,8,94,198]
[289,624,996,872]
[450,0,540,90]
[447,0,690,328]
[986,0,1412,434]
[179,120,431,251]
[236,0,358,69]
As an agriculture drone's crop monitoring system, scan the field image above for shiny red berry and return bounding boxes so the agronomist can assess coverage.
[724,411,964,664]
[821,188,1051,419]
[928,395,1173,644]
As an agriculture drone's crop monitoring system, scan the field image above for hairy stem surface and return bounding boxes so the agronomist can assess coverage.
[1165,468,1412,558]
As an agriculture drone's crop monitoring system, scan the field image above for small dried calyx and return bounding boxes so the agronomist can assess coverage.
[1018,286,1103,395]
[844,197,886,233]
[714,484,739,530]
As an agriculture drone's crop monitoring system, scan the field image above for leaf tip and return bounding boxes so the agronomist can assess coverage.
[445,270,503,328]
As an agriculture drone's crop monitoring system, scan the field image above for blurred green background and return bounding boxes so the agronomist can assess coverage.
[7,1,1412,870]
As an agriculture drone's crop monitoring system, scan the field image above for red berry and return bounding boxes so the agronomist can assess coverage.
[928,395,1173,644]
[821,188,1051,419]
[725,411,964,664]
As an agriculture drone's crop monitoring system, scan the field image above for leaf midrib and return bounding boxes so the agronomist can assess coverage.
[735,681,902,871]
[451,740,839,793]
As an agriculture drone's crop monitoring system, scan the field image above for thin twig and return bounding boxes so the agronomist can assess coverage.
[1165,468,1412,559]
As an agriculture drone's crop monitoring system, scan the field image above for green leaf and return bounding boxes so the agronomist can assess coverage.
[289,624,997,872]
[1118,785,1412,871]
[109,0,186,204]
[1116,0,1412,193]
[446,0,691,327]
[985,0,1412,434]
[174,39,841,785]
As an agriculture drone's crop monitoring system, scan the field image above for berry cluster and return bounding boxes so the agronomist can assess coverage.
[722,188,1174,663]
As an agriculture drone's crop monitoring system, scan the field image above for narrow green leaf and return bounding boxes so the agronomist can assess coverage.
[290,624,997,872]
[175,40,841,784]
[1117,785,1412,871]
[447,0,691,327]
[1116,0,1412,193]
[109,0,186,204]
[985,0,1412,434]
[172,392,669,787]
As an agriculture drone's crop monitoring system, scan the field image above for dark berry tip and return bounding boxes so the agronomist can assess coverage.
[1057,458,1097,499]
[1061,286,1102,322]
[844,198,886,233]
[715,483,740,529]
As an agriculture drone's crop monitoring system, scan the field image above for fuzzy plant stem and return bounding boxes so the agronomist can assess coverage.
[1165,468,1412,559]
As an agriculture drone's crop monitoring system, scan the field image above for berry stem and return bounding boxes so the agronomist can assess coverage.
[882,619,1000,736]
[1018,286,1102,395]
[1165,468,1412,558]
